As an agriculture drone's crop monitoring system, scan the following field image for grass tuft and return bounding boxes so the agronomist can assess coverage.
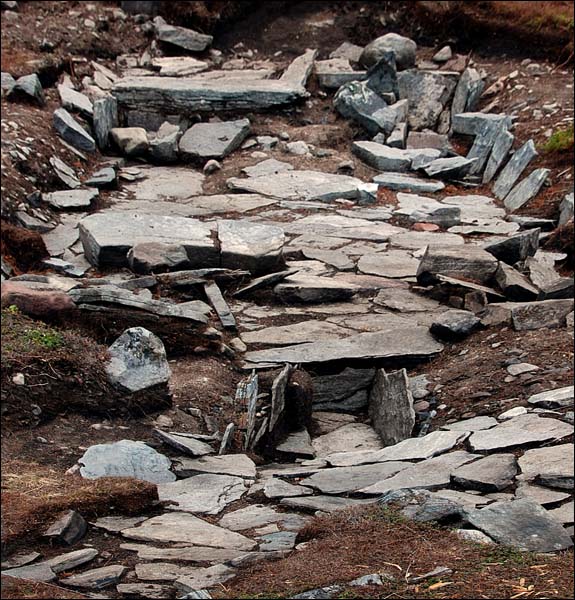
[542,125,575,153]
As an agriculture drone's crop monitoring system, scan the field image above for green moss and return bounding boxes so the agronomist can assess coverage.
[542,125,574,153]
[24,328,65,350]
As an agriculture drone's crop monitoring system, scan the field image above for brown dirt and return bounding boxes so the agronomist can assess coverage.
[1,578,87,600]
[216,505,575,599]
[0,222,48,273]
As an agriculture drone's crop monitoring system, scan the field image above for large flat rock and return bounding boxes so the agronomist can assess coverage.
[121,166,205,200]
[228,170,363,202]
[173,454,257,479]
[241,321,352,347]
[122,512,256,550]
[450,454,518,492]
[79,212,217,268]
[312,423,383,457]
[517,444,574,489]
[179,119,251,160]
[157,474,247,515]
[465,499,573,552]
[243,327,444,367]
[113,50,317,113]
[218,505,308,532]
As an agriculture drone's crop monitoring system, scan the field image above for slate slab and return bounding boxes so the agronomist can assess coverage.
[180,119,251,160]
[451,454,518,492]
[493,140,538,200]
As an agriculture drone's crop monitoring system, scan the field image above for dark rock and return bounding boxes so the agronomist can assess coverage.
[53,108,96,152]
[430,309,481,340]
[495,263,539,301]
[154,16,213,52]
[451,454,517,492]
[44,510,87,546]
[93,96,118,150]
[485,229,540,266]
[8,73,45,105]
[128,242,190,274]
[417,246,499,286]
[378,488,466,524]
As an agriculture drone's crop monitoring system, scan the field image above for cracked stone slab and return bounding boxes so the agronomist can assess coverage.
[241,321,352,346]
[219,505,309,532]
[389,231,465,250]
[157,474,247,515]
[373,172,445,193]
[373,287,443,313]
[243,327,444,367]
[175,564,236,594]
[179,119,251,160]
[121,166,204,200]
[468,414,574,452]
[312,423,383,458]
[122,513,256,550]
[515,484,571,507]
[358,250,419,278]
[43,189,99,210]
[442,416,498,432]
[173,454,257,479]
[465,498,573,552]
[358,451,480,495]
[121,543,249,564]
[228,169,362,202]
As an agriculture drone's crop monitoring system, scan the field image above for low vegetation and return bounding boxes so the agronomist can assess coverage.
[543,124,575,153]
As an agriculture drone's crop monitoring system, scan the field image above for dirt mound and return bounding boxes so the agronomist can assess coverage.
[0,222,47,273]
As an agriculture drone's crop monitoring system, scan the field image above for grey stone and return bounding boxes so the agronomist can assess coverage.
[277,429,316,458]
[1,71,15,93]
[559,192,574,226]
[43,188,98,211]
[430,309,481,340]
[301,462,409,495]
[8,73,45,105]
[358,451,479,495]
[358,251,419,279]
[234,270,296,299]
[373,172,445,193]
[173,454,257,479]
[2,564,56,583]
[58,84,93,117]
[154,17,213,52]
[361,33,417,70]
[123,512,256,550]
[113,50,316,113]
[315,58,366,89]
[49,156,80,189]
[455,529,495,545]
[79,439,175,483]
[65,565,127,590]
[86,167,117,188]
[127,243,189,274]
[485,229,540,266]
[291,586,343,600]
[451,69,484,115]
[398,70,456,130]
[417,245,499,286]
[258,531,298,552]
[92,516,148,533]
[451,454,517,492]
[353,142,439,172]
[151,121,182,163]
[111,127,149,156]
[379,489,466,523]
[330,42,364,64]
[79,212,216,268]
[1,552,42,571]
[547,501,574,526]
[451,112,510,136]
[228,169,362,202]
[281,495,373,513]
[387,121,408,149]
[390,232,465,251]
[493,140,538,200]
[511,299,574,330]
[517,444,574,489]
[53,108,96,152]
[504,168,551,212]
[433,46,453,63]
[369,369,415,446]
[528,387,574,409]
[218,220,285,275]
[243,159,294,178]
[422,156,478,179]
[465,499,573,552]
[244,327,444,367]
[152,56,209,77]
[105,327,170,393]
[515,484,571,507]
[116,584,172,599]
[468,414,574,452]
[219,505,308,532]
[44,510,87,546]
[495,263,540,301]
[93,96,118,150]
[442,416,498,432]
[373,287,442,313]
[483,129,514,184]
[467,121,504,175]
[154,430,214,457]
[242,321,350,347]
[180,119,250,160]
[263,478,313,500]
[313,423,382,458]
[274,275,356,304]
[407,130,452,152]
[313,368,374,406]
[44,549,99,574]
[158,474,247,515]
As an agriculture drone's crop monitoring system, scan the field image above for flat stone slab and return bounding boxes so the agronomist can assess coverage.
[547,501,574,526]
[243,159,294,178]
[280,496,374,513]
[122,512,257,550]
[241,321,352,346]
[312,423,383,458]
[504,168,551,213]
[121,543,249,564]
[157,474,247,515]
[352,142,440,172]
[122,166,204,200]
[301,462,410,494]
[517,444,574,489]
[244,327,444,367]
[93,516,148,533]
[79,212,216,268]
[43,189,98,210]
[79,440,175,484]
[493,140,538,200]
[154,430,215,457]
[358,451,480,495]
[175,564,236,594]
[373,287,442,313]
[64,565,127,590]
[468,414,574,452]
[116,584,172,599]
[228,170,362,202]
[442,416,498,432]
[218,220,285,274]
[219,505,308,532]
[358,251,419,278]
[465,498,573,552]
[515,484,572,507]
[173,454,257,479]
[389,231,465,250]
[528,387,574,408]
[277,429,316,458]
[451,454,518,492]
[373,172,445,193]
[180,119,251,160]
[113,49,317,112]
[264,478,314,500]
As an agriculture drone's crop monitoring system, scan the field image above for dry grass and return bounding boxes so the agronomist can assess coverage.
[1,458,158,549]
[1,577,87,600]
[217,506,574,599]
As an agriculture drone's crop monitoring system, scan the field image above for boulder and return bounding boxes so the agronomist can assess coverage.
[8,73,45,105]
[360,33,417,70]
[430,309,481,340]
[111,127,149,156]
[417,245,499,285]
[105,327,171,393]
[180,119,250,160]
[334,81,393,136]
[53,108,96,152]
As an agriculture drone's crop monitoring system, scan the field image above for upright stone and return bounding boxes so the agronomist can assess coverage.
[504,169,550,212]
[484,229,540,265]
[93,96,118,150]
[369,369,415,446]
[53,108,96,152]
[483,129,514,184]
[493,140,538,200]
[451,68,484,115]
